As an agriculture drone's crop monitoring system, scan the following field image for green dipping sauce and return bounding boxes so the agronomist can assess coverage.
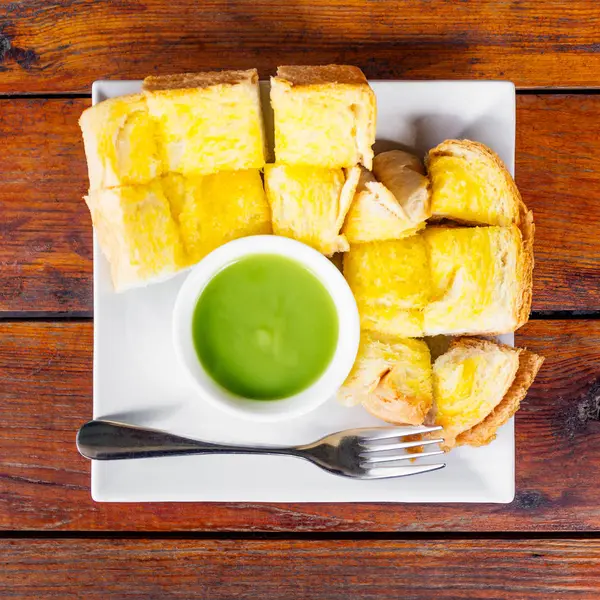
[192,254,339,400]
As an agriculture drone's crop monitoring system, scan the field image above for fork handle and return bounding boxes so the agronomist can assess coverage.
[76,420,298,460]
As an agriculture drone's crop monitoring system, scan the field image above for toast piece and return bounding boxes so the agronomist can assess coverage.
[342,167,425,244]
[432,337,543,449]
[343,236,431,337]
[456,343,544,447]
[85,182,185,292]
[372,150,431,224]
[271,65,376,168]
[427,139,521,226]
[143,69,265,176]
[339,333,433,425]
[432,337,521,450]
[423,225,527,336]
[79,94,162,190]
[264,164,360,255]
[167,169,271,264]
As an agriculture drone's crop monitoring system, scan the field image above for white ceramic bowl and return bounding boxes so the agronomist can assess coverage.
[172,235,360,422]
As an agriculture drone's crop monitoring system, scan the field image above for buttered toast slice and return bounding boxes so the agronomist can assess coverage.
[164,170,271,264]
[423,225,532,336]
[343,236,431,337]
[87,170,270,291]
[427,139,521,226]
[85,182,186,292]
[338,333,433,426]
[143,69,266,176]
[79,94,162,191]
[455,340,544,447]
[433,337,544,450]
[271,65,376,169]
[264,164,360,255]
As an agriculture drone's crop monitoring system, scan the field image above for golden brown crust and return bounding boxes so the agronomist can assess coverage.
[276,64,368,87]
[456,346,544,447]
[143,69,258,92]
[426,139,522,226]
[516,202,535,329]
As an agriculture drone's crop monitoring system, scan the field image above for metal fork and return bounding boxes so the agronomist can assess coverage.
[77,420,445,480]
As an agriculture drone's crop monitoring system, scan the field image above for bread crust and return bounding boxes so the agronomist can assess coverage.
[455,340,544,447]
[516,202,535,329]
[143,69,258,92]
[427,139,522,226]
[276,64,368,87]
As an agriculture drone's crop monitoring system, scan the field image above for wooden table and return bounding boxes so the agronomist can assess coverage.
[1,1,600,597]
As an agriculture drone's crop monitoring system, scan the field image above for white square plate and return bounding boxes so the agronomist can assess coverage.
[91,79,516,503]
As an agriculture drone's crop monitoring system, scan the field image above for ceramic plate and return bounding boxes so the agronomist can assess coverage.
[91,79,515,502]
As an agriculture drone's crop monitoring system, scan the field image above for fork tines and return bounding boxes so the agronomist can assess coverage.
[356,425,446,479]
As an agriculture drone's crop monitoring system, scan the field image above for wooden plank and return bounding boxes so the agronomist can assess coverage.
[2,538,600,599]
[1,1,600,92]
[0,95,600,314]
[1,319,600,532]
[1,95,599,313]
[516,95,600,312]
[0,98,91,314]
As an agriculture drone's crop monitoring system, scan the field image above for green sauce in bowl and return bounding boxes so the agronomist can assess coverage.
[192,254,339,400]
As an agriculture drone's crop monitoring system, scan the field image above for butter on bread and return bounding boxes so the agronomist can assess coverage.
[456,342,543,447]
[264,164,360,256]
[339,332,433,425]
[433,337,543,450]
[343,236,431,337]
[423,225,530,336]
[342,165,425,244]
[143,69,265,176]
[79,94,162,191]
[271,65,376,169]
[427,139,521,226]
[167,169,271,263]
[85,182,185,292]
[87,170,270,291]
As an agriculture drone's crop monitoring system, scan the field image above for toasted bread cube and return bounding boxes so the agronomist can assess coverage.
[427,139,521,226]
[79,94,162,190]
[85,182,185,292]
[143,69,265,176]
[264,164,360,256]
[433,338,521,449]
[271,65,376,168]
[423,226,525,336]
[165,170,271,264]
[342,166,425,244]
[343,237,431,337]
[339,332,433,425]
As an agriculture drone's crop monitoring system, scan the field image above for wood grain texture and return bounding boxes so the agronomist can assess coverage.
[2,538,600,599]
[1,319,600,532]
[1,95,599,313]
[0,98,91,314]
[1,1,600,92]
[517,95,600,311]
